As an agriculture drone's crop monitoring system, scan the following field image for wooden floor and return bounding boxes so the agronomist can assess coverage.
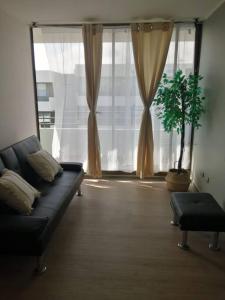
[0,179,225,300]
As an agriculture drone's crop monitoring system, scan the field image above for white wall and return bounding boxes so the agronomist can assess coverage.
[0,9,37,149]
[192,2,225,209]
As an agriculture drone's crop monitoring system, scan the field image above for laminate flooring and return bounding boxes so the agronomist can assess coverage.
[0,179,225,300]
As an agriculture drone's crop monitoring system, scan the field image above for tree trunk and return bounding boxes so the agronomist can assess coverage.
[178,88,186,173]
[178,124,185,173]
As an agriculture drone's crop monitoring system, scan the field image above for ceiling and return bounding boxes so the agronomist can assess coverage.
[0,0,224,24]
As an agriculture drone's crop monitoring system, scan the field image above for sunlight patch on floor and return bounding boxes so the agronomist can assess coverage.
[137,184,154,188]
[83,178,166,191]
[85,179,109,183]
[116,180,133,183]
[137,183,166,191]
[139,181,155,184]
[84,183,111,189]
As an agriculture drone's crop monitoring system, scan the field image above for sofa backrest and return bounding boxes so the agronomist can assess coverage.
[0,135,41,184]
[0,157,5,174]
[0,147,23,176]
[0,155,18,214]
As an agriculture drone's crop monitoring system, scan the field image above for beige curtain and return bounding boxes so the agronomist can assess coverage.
[82,24,103,177]
[131,22,173,178]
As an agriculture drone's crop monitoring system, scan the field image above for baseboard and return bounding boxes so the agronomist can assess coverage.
[189,181,200,192]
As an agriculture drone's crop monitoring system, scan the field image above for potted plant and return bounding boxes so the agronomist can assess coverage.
[154,70,205,191]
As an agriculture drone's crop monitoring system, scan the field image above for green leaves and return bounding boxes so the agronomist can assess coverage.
[153,70,206,171]
[153,70,205,134]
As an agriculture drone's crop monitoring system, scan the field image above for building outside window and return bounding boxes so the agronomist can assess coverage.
[37,82,54,102]
[38,111,55,128]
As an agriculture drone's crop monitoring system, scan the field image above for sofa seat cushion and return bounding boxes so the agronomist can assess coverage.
[29,170,83,253]
[33,170,82,213]
[171,192,225,231]
[32,185,73,216]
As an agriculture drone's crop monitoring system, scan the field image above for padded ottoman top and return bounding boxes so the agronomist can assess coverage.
[171,192,225,231]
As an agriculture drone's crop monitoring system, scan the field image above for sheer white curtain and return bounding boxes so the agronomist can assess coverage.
[34,27,88,169]
[98,28,141,172]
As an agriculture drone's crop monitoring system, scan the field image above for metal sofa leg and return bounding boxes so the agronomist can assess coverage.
[35,255,47,275]
[178,231,190,250]
[77,186,83,196]
[209,232,220,251]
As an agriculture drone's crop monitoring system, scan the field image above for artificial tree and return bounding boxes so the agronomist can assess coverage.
[154,69,205,174]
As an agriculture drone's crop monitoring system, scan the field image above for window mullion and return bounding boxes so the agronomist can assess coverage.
[169,25,180,169]
[173,25,180,75]
[112,29,116,150]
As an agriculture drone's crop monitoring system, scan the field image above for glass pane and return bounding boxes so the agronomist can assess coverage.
[177,25,195,75]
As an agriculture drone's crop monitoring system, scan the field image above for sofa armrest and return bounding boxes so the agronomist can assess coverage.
[0,215,48,238]
[60,162,83,172]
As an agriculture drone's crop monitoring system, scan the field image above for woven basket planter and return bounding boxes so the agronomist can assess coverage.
[165,169,191,192]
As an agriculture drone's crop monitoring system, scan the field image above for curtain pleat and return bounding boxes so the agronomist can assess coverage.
[131,22,173,178]
[82,24,103,177]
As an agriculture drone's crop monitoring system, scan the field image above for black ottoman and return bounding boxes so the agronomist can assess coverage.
[171,192,225,250]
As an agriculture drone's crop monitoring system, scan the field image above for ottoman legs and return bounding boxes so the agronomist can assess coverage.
[209,232,220,251]
[178,231,190,250]
[177,231,220,251]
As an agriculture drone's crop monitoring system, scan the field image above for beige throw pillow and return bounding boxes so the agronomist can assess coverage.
[27,150,63,182]
[0,169,41,215]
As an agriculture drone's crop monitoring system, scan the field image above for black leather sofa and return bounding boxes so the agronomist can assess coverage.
[0,135,84,273]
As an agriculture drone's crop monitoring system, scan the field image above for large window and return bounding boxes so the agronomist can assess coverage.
[33,24,195,173]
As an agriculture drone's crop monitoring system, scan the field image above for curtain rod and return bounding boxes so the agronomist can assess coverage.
[31,19,200,28]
